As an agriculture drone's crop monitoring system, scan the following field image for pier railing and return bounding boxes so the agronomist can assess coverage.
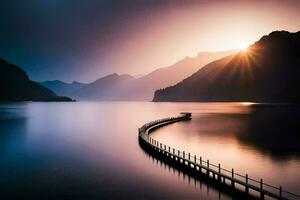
[138,113,300,200]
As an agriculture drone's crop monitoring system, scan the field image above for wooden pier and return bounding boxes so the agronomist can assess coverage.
[138,113,300,200]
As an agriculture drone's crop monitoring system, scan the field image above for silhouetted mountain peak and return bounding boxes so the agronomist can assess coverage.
[47,80,64,84]
[0,58,29,81]
[93,73,135,83]
[254,30,300,49]
[71,81,84,85]
[120,74,135,80]
[0,59,72,101]
[154,30,300,102]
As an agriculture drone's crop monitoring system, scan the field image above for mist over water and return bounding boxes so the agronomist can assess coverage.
[0,102,299,199]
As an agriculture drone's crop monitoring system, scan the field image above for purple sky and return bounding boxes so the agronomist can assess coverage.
[1,0,299,82]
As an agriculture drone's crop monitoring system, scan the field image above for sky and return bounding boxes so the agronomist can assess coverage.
[0,0,300,82]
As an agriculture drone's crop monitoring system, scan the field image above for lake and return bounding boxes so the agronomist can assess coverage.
[0,102,299,199]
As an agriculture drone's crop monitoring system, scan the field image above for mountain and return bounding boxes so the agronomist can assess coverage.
[41,50,236,101]
[153,31,300,103]
[71,73,136,100]
[0,59,72,102]
[121,50,238,101]
[40,80,85,96]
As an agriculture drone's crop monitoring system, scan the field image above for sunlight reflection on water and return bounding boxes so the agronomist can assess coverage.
[0,102,299,199]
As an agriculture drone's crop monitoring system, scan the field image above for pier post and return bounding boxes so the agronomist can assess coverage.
[245,174,249,194]
[199,157,202,172]
[168,146,170,153]
[194,155,196,163]
[183,151,185,159]
[207,160,210,177]
[188,153,190,160]
[260,179,264,199]
[231,168,235,188]
[173,148,175,154]
[218,164,221,182]
[279,186,282,198]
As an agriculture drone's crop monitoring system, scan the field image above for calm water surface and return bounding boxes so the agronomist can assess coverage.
[0,102,299,199]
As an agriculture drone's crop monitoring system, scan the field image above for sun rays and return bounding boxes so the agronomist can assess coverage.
[239,41,252,51]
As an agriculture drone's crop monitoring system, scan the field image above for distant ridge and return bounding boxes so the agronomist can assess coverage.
[153,30,300,103]
[40,50,237,101]
[71,73,136,101]
[40,80,85,96]
[0,59,72,102]
[122,50,238,101]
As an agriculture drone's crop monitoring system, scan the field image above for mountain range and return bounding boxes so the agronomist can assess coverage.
[40,50,237,101]
[2,30,299,103]
[39,80,85,96]
[72,74,136,101]
[0,59,72,102]
[153,31,300,103]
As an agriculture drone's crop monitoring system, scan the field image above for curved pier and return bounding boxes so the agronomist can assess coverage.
[138,113,300,200]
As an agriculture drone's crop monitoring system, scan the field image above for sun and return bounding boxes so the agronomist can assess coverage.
[239,41,251,51]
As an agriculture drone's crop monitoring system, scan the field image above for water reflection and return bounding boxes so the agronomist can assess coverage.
[0,104,28,157]
[239,104,300,158]
[151,103,300,195]
[0,102,299,199]
[0,102,236,200]
[139,139,258,200]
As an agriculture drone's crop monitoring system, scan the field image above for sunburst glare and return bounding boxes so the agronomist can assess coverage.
[239,41,252,51]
